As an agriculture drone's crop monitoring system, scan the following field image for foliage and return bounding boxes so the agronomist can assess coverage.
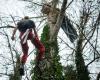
[31,24,63,80]
[63,65,77,80]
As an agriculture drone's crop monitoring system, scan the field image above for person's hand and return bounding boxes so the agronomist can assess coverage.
[11,36,15,40]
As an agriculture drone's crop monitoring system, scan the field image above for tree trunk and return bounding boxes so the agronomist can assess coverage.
[32,0,68,79]
[75,31,90,80]
[32,24,63,80]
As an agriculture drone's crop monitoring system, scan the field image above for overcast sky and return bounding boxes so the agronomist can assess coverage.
[0,0,32,17]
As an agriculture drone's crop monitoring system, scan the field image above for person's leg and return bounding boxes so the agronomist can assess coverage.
[19,41,29,75]
[19,32,29,75]
[31,36,45,61]
[36,45,45,61]
[20,41,29,64]
[28,30,45,61]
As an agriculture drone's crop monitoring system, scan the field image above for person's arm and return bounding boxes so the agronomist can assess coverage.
[11,27,18,40]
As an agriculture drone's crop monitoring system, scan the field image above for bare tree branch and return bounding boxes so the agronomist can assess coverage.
[53,0,68,39]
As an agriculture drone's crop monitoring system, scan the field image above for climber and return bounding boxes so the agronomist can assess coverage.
[11,16,45,75]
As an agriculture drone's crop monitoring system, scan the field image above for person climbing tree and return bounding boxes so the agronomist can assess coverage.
[11,16,45,75]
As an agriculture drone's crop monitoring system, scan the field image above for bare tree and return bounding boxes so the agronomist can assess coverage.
[74,0,100,80]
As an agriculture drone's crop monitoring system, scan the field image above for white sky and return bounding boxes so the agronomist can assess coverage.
[0,0,32,17]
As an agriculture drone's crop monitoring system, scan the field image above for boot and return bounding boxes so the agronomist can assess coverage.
[19,63,24,76]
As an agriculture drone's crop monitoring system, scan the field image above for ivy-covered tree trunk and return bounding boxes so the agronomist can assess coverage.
[32,24,63,80]
[75,1,91,79]
[31,0,67,79]
[75,17,90,80]
[75,32,90,80]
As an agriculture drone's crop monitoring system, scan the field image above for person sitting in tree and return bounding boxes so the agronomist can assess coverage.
[11,16,45,75]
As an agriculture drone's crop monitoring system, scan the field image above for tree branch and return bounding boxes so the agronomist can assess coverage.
[86,57,100,67]
[0,25,15,29]
[52,0,68,39]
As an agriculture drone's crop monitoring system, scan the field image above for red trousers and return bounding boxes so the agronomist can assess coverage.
[20,30,45,64]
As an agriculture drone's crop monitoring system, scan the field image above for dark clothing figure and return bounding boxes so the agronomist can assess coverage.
[19,29,45,64]
[11,17,45,64]
[17,19,35,32]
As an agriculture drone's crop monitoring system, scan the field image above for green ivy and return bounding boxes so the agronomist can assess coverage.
[31,24,63,80]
